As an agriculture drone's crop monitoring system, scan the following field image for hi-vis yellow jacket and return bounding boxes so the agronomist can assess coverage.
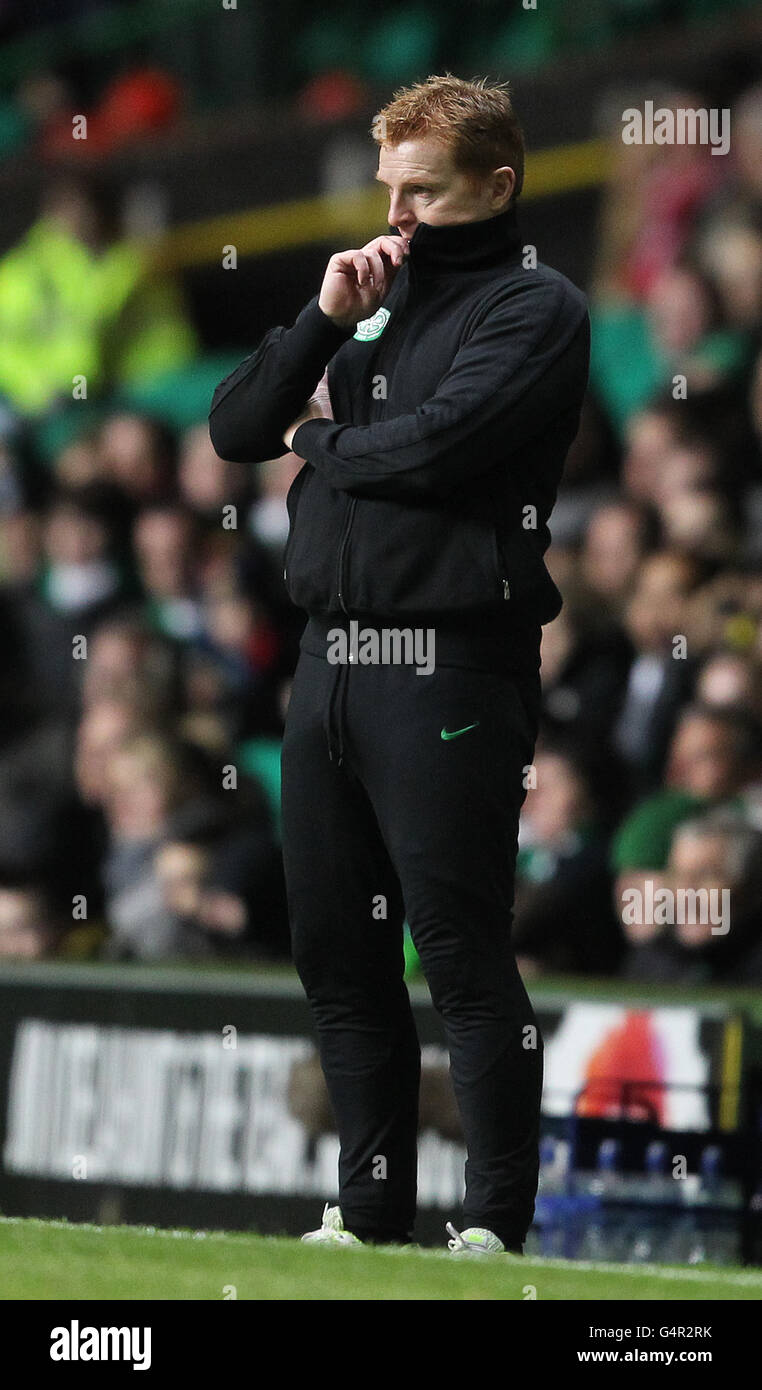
[0,216,197,414]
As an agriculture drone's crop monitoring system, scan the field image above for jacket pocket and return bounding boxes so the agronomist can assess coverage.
[283,470,351,611]
[283,465,309,579]
[494,518,563,623]
[343,496,510,615]
[492,522,511,601]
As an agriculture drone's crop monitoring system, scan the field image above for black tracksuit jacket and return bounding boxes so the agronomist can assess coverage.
[209,204,590,663]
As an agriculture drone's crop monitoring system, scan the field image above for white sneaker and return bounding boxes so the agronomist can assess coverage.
[446,1222,506,1256]
[301,1203,362,1246]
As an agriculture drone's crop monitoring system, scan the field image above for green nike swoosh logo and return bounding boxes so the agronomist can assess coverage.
[440,722,480,741]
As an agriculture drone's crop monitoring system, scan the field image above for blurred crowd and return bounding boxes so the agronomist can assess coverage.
[0,396,306,960]
[515,81,762,984]
[1,66,762,984]
[0,0,752,163]
[0,174,302,962]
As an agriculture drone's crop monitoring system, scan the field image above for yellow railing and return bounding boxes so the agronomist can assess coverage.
[155,137,611,270]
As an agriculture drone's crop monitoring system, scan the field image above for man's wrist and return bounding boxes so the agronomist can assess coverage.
[290,416,329,456]
[317,299,357,334]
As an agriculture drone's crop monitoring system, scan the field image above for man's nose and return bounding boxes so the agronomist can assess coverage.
[389,195,413,229]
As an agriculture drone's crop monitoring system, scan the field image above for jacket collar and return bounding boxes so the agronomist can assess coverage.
[394,204,523,276]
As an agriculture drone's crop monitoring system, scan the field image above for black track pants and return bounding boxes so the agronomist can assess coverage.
[280,647,544,1249]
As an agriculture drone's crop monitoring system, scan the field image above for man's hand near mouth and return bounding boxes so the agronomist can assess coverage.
[317,233,409,332]
[283,234,408,448]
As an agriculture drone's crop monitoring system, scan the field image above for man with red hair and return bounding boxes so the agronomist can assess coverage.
[210,75,590,1255]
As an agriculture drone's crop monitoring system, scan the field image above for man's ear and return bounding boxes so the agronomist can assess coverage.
[491,166,516,210]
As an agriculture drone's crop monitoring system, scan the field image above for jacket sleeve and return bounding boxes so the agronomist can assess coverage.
[291,278,590,501]
[208,297,352,463]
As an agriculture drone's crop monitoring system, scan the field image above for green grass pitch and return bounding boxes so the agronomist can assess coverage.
[1,1218,761,1299]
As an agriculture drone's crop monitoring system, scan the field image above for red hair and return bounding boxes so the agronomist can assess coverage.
[372,74,525,200]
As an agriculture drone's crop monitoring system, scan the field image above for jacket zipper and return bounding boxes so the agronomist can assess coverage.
[334,267,413,615]
[336,496,357,614]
